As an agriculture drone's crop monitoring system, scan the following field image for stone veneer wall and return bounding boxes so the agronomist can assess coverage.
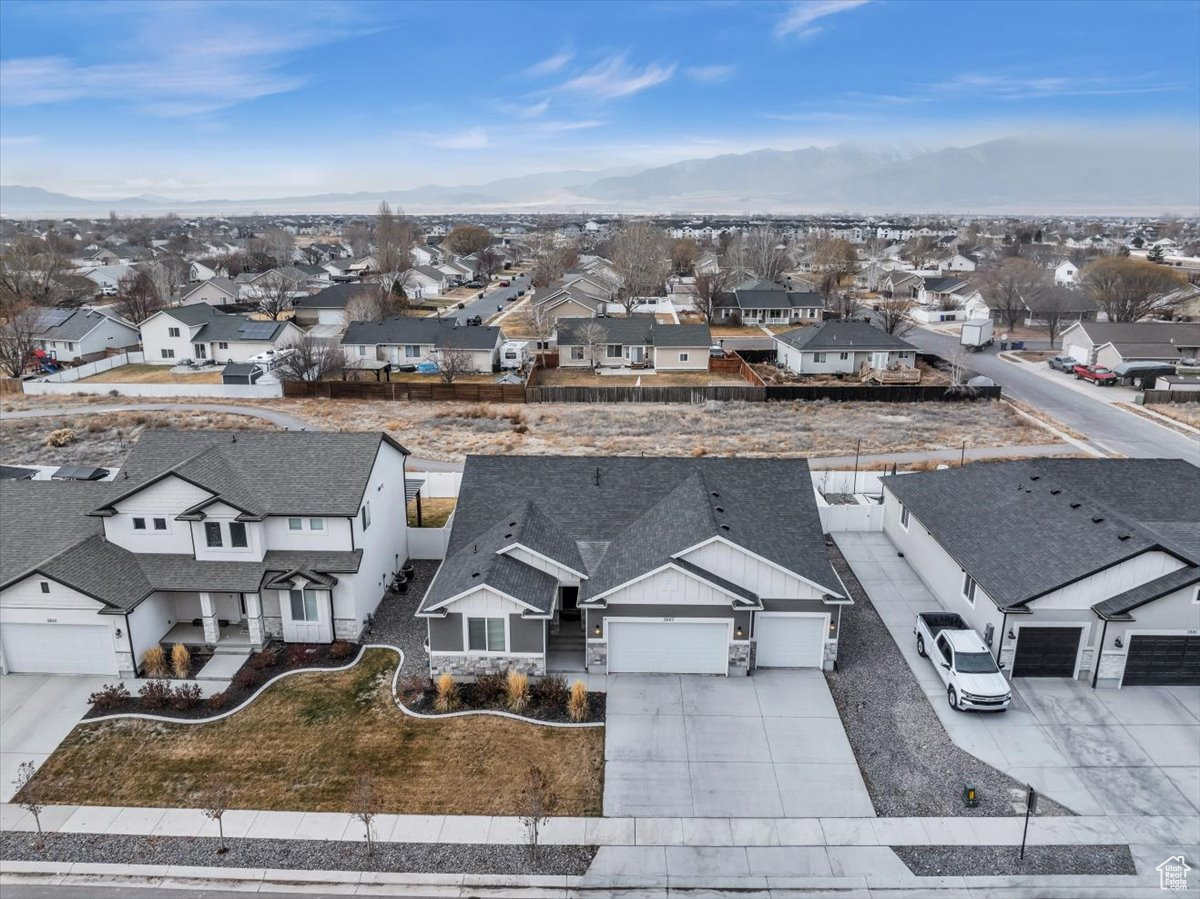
[430,653,546,679]
[586,641,607,672]
[823,639,838,672]
[263,616,283,639]
[729,642,750,675]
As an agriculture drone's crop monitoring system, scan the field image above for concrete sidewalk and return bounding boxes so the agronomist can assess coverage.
[4,802,1197,848]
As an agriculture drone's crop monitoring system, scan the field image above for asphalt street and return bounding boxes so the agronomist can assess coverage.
[448,272,529,324]
[905,326,1199,463]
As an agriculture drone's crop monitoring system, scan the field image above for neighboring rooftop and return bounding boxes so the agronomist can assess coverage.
[342,317,502,351]
[775,320,917,353]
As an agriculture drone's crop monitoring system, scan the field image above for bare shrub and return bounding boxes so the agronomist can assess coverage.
[568,679,589,722]
[46,427,76,447]
[171,643,191,679]
[506,670,529,713]
[143,645,168,678]
[434,672,459,712]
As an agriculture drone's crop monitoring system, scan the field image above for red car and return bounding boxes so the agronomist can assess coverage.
[1073,364,1117,386]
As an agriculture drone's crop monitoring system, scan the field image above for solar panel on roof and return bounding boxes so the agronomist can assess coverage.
[39,308,74,327]
[237,322,277,339]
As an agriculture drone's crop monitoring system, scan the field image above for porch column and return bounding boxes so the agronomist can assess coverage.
[244,593,265,647]
[199,592,219,645]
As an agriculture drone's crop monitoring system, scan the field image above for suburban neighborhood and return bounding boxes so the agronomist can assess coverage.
[0,0,1198,896]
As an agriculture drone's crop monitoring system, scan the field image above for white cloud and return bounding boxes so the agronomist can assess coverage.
[515,98,551,118]
[426,128,490,150]
[0,134,42,146]
[934,72,1187,99]
[556,55,677,99]
[775,0,870,39]
[525,51,573,77]
[685,65,736,84]
[534,120,607,133]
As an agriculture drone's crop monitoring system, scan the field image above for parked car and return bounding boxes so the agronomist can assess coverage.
[1073,363,1118,385]
[914,613,1010,712]
[465,280,484,289]
[1047,355,1078,372]
[499,279,510,287]
[465,315,483,326]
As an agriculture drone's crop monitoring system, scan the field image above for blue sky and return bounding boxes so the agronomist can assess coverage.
[1,0,1197,199]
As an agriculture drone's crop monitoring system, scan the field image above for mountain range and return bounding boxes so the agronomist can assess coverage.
[3,136,1197,217]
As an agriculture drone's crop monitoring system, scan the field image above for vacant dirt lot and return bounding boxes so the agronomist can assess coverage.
[0,410,271,468]
[261,397,1053,462]
[79,363,223,385]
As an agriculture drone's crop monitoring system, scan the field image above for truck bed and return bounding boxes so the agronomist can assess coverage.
[916,612,968,635]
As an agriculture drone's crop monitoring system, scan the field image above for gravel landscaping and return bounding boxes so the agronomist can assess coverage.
[367,559,438,677]
[893,844,1135,877]
[825,542,1072,818]
[1,832,594,876]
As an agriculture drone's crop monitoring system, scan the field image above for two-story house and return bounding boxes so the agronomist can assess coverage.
[418,455,847,679]
[140,305,304,364]
[33,307,141,363]
[0,431,410,677]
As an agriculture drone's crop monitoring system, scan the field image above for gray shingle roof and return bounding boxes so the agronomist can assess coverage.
[342,317,502,351]
[718,282,826,311]
[159,305,293,343]
[1068,321,1200,353]
[883,459,1199,609]
[293,283,375,309]
[36,308,134,341]
[775,320,917,353]
[1092,566,1200,620]
[555,317,711,348]
[419,455,840,617]
[0,481,111,587]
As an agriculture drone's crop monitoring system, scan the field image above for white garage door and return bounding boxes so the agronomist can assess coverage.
[607,620,730,675]
[1064,341,1090,365]
[1,622,117,675]
[755,613,827,668]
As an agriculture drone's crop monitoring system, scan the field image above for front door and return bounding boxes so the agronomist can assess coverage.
[629,346,645,365]
[282,588,333,643]
[560,586,580,621]
[194,343,208,359]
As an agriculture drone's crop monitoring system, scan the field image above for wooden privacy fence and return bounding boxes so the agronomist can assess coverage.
[526,384,765,403]
[1141,390,1200,405]
[763,384,1003,403]
[282,380,528,402]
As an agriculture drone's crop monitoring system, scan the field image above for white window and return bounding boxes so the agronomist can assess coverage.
[606,344,622,358]
[361,502,371,531]
[961,572,977,605]
[357,345,366,356]
[161,349,175,359]
[168,327,181,338]
[66,342,75,351]
[900,505,910,530]
[678,353,689,362]
[309,518,325,531]
[133,517,146,530]
[289,588,320,621]
[194,344,207,359]
[40,581,50,594]
[405,345,420,358]
[218,341,229,350]
[288,518,302,531]
[570,346,584,361]
[205,522,223,547]
[814,352,827,363]
[467,617,506,652]
[839,351,850,360]
[153,517,167,531]
[229,521,248,548]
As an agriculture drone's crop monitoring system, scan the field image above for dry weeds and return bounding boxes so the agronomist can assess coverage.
[24,649,604,816]
[1135,401,1200,429]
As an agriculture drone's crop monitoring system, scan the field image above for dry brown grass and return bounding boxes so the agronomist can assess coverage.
[533,368,736,387]
[79,364,223,384]
[24,649,603,816]
[1123,401,1200,431]
[710,324,766,337]
[262,396,1055,463]
[408,496,456,527]
[0,410,271,468]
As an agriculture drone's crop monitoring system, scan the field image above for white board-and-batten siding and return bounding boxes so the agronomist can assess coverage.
[602,567,734,606]
[1,575,103,610]
[678,539,825,599]
[502,546,581,584]
[1029,551,1189,611]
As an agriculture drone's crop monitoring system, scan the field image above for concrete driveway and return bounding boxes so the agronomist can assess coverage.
[837,532,1200,820]
[603,672,873,818]
[0,674,107,802]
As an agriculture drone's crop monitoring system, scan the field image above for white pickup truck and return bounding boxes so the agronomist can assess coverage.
[914,612,1011,712]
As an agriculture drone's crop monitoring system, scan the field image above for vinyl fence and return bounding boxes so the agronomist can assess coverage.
[24,380,283,399]
[33,351,146,383]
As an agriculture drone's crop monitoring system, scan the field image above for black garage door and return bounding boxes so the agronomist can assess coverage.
[1011,627,1082,677]
[1122,635,1200,686]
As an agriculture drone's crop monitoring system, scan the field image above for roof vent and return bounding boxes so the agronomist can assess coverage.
[715,506,725,513]
[710,491,720,498]
[471,571,480,578]
[1050,489,1061,495]
[1029,475,1040,481]
[1070,502,1082,509]
[1117,534,1131,541]
[719,524,730,531]
[504,533,512,539]
[1092,516,1105,524]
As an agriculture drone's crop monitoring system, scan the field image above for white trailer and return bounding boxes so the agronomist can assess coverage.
[960,319,994,352]
[500,340,529,370]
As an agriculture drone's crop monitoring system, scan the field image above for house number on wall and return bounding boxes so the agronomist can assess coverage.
[46,618,57,623]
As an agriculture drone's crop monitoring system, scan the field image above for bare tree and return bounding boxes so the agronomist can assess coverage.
[375,201,413,274]
[435,344,474,383]
[1081,256,1185,322]
[258,227,294,264]
[876,295,916,337]
[519,765,558,866]
[254,273,297,321]
[1033,287,1079,348]
[350,772,378,856]
[973,259,1049,334]
[347,285,405,322]
[0,304,43,377]
[611,223,671,315]
[475,247,501,283]
[276,335,348,383]
[12,760,45,835]
[576,321,609,369]
[443,225,494,257]
[670,237,699,275]
[0,235,73,306]
[199,781,233,853]
[813,238,859,297]
[115,270,164,323]
[743,227,790,282]
[516,302,556,354]
[530,246,579,288]
[343,221,373,258]
[903,236,937,269]
[692,269,733,323]
[828,290,864,321]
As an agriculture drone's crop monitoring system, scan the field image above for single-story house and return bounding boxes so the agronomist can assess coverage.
[342,317,502,372]
[555,317,712,371]
[411,245,443,267]
[774,320,917,375]
[417,455,848,678]
[532,281,609,323]
[714,280,824,324]
[393,266,449,299]
[0,430,411,676]
[176,277,240,307]
[292,283,377,327]
[33,307,140,363]
[882,459,1200,687]
[141,305,304,364]
[81,264,134,295]
[1060,321,1200,368]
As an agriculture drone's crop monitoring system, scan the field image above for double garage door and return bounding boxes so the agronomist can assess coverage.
[1,622,118,675]
[607,620,729,674]
[1122,635,1200,686]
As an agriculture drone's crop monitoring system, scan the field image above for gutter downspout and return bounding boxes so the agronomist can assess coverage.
[996,609,1008,666]
[1091,617,1109,689]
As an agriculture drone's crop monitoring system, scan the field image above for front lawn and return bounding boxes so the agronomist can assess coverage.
[23,649,604,816]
